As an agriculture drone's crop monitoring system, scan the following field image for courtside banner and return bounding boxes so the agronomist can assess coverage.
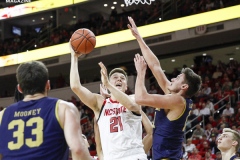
[0,5,240,67]
[0,0,87,20]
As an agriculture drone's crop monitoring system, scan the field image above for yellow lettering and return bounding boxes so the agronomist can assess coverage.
[32,110,36,115]
[28,110,32,116]
[37,108,41,114]
[14,109,41,117]
[14,112,20,117]
[23,111,27,116]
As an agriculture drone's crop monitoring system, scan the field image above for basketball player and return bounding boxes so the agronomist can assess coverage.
[217,128,240,160]
[0,61,92,160]
[70,43,147,160]
[98,84,153,155]
[128,16,202,160]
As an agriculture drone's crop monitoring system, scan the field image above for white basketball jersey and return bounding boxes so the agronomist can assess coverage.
[97,98,147,160]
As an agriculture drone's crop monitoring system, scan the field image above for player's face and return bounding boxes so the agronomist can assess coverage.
[109,72,127,92]
[217,132,234,150]
[168,73,186,93]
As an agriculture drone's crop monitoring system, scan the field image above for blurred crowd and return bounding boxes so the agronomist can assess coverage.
[0,0,239,56]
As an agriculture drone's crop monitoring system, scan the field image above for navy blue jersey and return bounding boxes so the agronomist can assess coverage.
[0,97,69,160]
[152,98,192,160]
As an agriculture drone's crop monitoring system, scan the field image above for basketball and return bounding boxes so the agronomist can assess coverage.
[70,28,96,54]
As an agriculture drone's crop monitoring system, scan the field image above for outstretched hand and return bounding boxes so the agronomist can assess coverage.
[98,62,109,87]
[134,54,147,74]
[127,16,141,39]
[69,40,83,57]
[100,84,111,99]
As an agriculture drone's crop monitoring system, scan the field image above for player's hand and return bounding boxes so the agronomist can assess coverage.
[134,54,147,74]
[69,40,83,57]
[127,16,141,39]
[98,62,110,87]
[100,84,111,99]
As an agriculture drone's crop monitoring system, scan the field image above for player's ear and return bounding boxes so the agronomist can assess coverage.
[232,140,238,147]
[181,84,189,90]
[46,80,51,91]
[17,84,23,93]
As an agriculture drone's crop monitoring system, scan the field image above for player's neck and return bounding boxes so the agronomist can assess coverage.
[221,149,236,160]
[23,93,46,101]
[110,95,117,101]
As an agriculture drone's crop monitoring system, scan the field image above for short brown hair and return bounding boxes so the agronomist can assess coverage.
[16,61,48,95]
[109,68,127,80]
[223,128,240,152]
[181,68,202,98]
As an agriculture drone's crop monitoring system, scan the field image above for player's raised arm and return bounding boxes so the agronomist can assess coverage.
[128,16,170,94]
[70,42,103,112]
[58,101,92,160]
[134,54,183,109]
[98,62,141,113]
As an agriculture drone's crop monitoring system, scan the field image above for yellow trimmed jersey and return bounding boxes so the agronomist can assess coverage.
[152,98,192,160]
[0,97,68,160]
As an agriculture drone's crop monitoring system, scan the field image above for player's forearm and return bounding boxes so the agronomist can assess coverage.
[135,73,148,105]
[71,149,92,160]
[106,83,139,111]
[70,55,82,91]
[141,111,153,135]
[136,38,161,69]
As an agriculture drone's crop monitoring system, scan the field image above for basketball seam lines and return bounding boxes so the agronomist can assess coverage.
[72,29,95,54]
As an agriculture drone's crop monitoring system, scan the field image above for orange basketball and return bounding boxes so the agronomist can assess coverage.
[70,28,96,54]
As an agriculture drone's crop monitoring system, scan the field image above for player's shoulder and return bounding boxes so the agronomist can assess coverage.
[58,100,76,110]
[167,94,185,103]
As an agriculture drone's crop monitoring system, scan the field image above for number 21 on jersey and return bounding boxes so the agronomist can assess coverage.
[110,116,123,133]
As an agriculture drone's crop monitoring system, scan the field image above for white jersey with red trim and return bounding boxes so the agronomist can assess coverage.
[97,98,147,160]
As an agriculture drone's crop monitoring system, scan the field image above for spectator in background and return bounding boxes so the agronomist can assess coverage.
[186,110,199,130]
[209,135,219,154]
[201,83,212,98]
[199,102,211,124]
[217,116,229,130]
[212,67,223,79]
[192,103,200,116]
[208,116,218,128]
[188,148,202,160]
[222,102,234,118]
[205,123,213,140]
[214,151,222,160]
[205,99,215,115]
[222,77,232,91]
[204,150,214,160]
[228,116,237,128]
[183,138,196,154]
[199,141,211,157]
[148,84,158,94]
[0,106,3,111]
[192,124,205,139]
[213,0,224,9]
